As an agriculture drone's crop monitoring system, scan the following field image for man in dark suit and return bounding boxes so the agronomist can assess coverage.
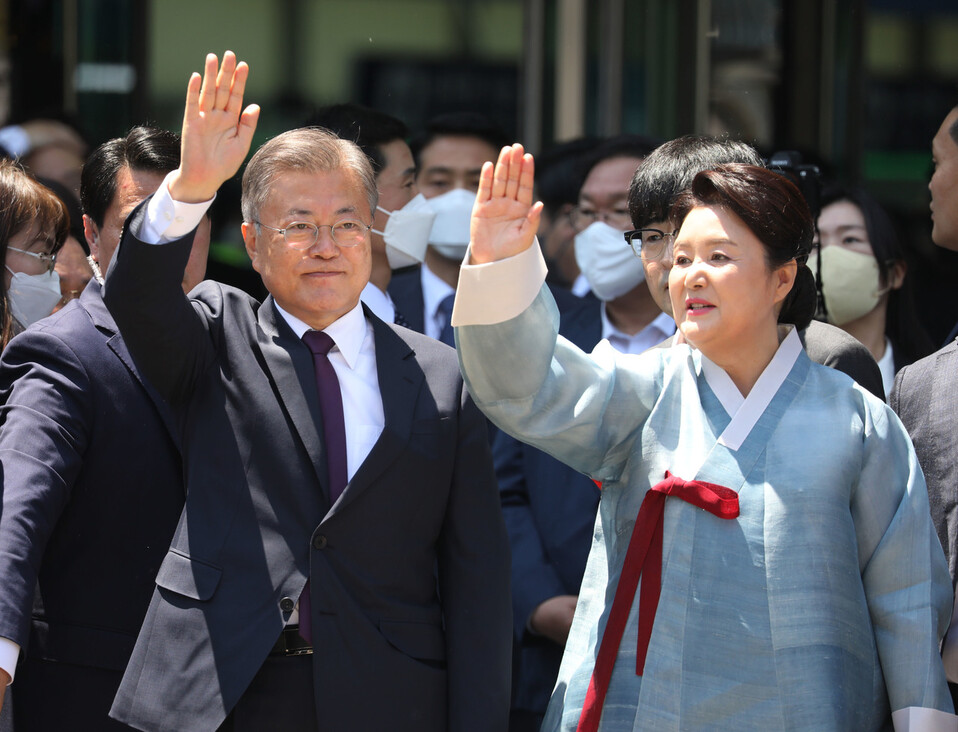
[388,112,510,340]
[104,52,510,732]
[891,103,958,706]
[0,126,209,728]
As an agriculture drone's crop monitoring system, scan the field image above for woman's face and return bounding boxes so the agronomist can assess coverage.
[4,222,57,291]
[814,199,903,325]
[669,205,794,363]
[816,200,873,257]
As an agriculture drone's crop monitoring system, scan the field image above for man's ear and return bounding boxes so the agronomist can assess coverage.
[242,221,261,273]
[83,214,100,262]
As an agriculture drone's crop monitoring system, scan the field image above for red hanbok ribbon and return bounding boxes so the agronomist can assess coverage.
[576,471,739,732]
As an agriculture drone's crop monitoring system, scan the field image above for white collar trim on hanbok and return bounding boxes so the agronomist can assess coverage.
[700,326,802,451]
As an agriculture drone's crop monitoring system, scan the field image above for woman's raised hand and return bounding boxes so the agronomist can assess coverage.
[469,143,543,264]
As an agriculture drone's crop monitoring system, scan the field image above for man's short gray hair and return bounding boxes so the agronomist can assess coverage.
[241,126,379,224]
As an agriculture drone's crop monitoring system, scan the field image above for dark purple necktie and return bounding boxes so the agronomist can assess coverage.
[298,330,349,643]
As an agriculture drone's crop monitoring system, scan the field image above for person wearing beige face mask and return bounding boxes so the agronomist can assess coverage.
[813,186,934,399]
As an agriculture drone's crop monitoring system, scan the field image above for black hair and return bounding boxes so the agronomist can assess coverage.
[629,135,763,229]
[304,103,409,176]
[672,164,817,330]
[535,136,600,216]
[819,185,934,365]
[577,134,660,194]
[949,104,958,147]
[80,126,180,227]
[408,112,510,167]
[36,175,86,253]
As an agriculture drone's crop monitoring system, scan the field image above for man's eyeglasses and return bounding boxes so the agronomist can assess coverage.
[253,220,372,250]
[623,228,678,262]
[7,246,57,273]
[570,207,633,232]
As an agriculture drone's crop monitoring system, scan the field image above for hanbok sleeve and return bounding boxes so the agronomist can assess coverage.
[455,244,666,483]
[851,397,956,726]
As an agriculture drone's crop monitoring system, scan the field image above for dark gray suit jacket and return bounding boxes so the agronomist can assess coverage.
[0,284,184,731]
[800,320,885,401]
[891,341,958,585]
[104,205,511,732]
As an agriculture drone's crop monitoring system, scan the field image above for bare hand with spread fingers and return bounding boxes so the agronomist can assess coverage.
[469,143,543,265]
[167,51,260,204]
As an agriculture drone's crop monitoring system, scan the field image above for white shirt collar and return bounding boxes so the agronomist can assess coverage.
[700,325,803,451]
[877,336,895,400]
[601,307,676,347]
[360,281,396,324]
[272,299,368,370]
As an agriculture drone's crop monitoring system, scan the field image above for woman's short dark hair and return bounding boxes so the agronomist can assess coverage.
[671,163,817,330]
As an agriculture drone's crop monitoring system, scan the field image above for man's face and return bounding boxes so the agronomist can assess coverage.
[930,107,958,251]
[416,134,498,198]
[83,165,209,292]
[539,202,578,286]
[243,168,372,330]
[575,156,643,232]
[84,166,166,274]
[372,138,417,255]
[638,219,676,316]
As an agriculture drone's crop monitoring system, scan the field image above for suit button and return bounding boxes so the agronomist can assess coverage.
[313,534,328,550]
[280,597,295,613]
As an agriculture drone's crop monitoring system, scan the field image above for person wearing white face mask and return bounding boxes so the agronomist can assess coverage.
[307,104,435,328]
[570,136,672,355]
[813,186,933,398]
[389,112,512,344]
[496,134,670,732]
[0,159,67,348]
[0,157,67,732]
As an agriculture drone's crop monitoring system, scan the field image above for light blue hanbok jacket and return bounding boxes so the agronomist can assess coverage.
[456,281,953,732]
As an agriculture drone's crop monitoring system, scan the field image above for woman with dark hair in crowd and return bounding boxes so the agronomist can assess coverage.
[0,158,68,349]
[454,148,954,730]
[814,185,934,397]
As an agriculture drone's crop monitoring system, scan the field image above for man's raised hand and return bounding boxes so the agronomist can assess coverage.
[168,51,260,203]
[469,143,543,264]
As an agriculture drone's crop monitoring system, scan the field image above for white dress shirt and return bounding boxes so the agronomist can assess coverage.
[877,336,896,401]
[359,281,397,325]
[601,306,675,355]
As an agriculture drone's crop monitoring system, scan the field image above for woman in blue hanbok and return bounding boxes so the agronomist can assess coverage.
[452,146,955,731]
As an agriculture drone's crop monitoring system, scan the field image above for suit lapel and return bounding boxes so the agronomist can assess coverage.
[387,267,426,334]
[257,296,330,503]
[326,307,424,518]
